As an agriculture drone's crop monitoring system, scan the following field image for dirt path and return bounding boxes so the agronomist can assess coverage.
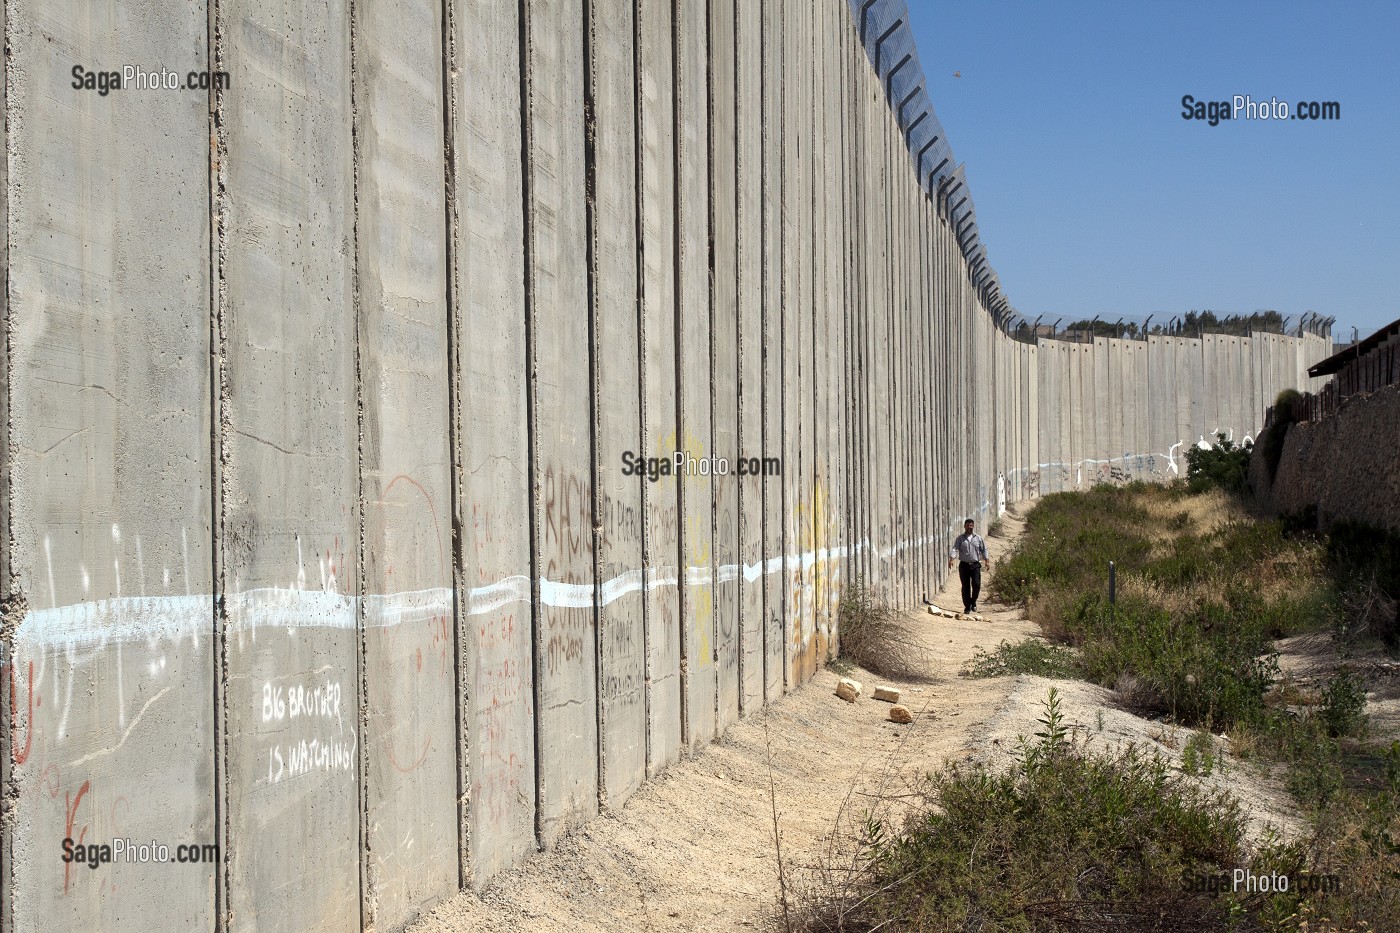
[413,516,1035,933]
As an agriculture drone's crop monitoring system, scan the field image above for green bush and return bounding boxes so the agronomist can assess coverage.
[1185,433,1253,495]
[1325,520,1400,648]
[990,485,1331,729]
[1073,594,1279,728]
[1258,388,1304,484]
[1319,669,1369,739]
[1254,712,1346,808]
[961,638,1077,679]
[989,484,1154,606]
[832,695,1256,931]
[1181,730,1219,777]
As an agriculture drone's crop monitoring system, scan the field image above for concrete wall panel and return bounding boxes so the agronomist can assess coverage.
[637,0,684,775]
[6,2,214,928]
[677,0,716,749]
[456,0,538,884]
[709,0,741,731]
[526,0,598,844]
[591,0,647,808]
[219,1,361,929]
[736,0,766,712]
[354,0,459,924]
[760,0,788,702]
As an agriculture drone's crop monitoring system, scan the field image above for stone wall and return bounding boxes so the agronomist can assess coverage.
[1250,383,1400,532]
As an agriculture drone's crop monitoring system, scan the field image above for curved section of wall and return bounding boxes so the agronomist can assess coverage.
[0,0,1325,930]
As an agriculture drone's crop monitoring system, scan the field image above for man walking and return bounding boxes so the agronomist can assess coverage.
[948,517,990,614]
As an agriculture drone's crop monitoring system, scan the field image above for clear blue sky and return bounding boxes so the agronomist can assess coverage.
[904,1,1400,340]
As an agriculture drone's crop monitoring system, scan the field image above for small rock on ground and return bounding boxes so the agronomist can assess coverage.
[835,678,862,702]
[888,705,913,724]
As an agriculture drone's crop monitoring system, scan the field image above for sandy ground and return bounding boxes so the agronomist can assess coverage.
[412,516,1037,933]
[970,674,1307,844]
[1277,632,1400,742]
[411,507,1396,932]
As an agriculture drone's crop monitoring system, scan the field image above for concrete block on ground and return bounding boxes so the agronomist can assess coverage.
[873,686,900,703]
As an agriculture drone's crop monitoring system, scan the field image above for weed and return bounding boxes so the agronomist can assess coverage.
[987,516,1006,538]
[813,721,1256,930]
[808,485,1399,931]
[836,581,930,681]
[1319,669,1369,739]
[960,638,1076,679]
[1181,731,1217,777]
[762,720,793,933]
[1025,687,1069,771]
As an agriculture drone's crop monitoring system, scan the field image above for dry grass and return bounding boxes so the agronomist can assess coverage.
[836,584,931,682]
[1116,571,1220,618]
[1025,589,1081,642]
[1337,573,1400,646]
[1141,487,1245,538]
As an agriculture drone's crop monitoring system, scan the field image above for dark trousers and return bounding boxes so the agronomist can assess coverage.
[959,561,982,611]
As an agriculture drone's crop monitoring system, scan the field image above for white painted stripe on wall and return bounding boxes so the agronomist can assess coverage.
[17,526,1008,653]
[15,541,874,651]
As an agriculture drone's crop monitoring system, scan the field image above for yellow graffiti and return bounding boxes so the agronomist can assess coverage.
[677,427,713,669]
[790,477,839,674]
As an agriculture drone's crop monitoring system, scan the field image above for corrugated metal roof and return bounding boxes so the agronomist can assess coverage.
[1308,316,1400,377]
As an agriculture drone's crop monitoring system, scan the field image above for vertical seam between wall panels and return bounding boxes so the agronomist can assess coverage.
[582,0,607,812]
[348,0,371,922]
[777,0,789,692]
[206,0,230,923]
[516,0,546,849]
[732,0,744,717]
[437,0,470,889]
[808,0,820,664]
[0,0,14,924]
[670,0,690,751]
[632,0,653,781]
[704,0,721,732]
[756,0,769,703]
[839,10,852,620]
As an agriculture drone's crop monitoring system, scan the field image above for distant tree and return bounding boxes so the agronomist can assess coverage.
[1183,310,1222,334]
[1179,309,1286,337]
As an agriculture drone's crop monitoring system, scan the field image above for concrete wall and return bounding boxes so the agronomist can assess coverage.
[0,0,1327,930]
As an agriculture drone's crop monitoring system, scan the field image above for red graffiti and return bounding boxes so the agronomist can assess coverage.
[10,660,35,765]
[375,474,450,774]
[63,780,91,895]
